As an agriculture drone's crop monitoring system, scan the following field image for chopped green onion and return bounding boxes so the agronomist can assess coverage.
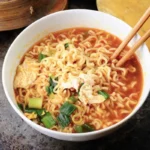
[60,102,77,116]
[82,124,94,132]
[24,108,46,117]
[74,125,83,133]
[24,108,36,113]
[55,77,58,81]
[68,96,78,103]
[38,53,46,62]
[58,102,76,128]
[36,109,46,117]
[50,77,57,88]
[97,90,109,100]
[46,77,57,95]
[64,43,69,49]
[41,112,56,128]
[78,83,84,95]
[46,86,50,95]
[17,103,24,111]
[46,86,53,95]
[28,98,43,109]
[57,113,70,128]
[74,124,94,133]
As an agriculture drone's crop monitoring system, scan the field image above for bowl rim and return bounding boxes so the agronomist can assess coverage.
[2,9,150,138]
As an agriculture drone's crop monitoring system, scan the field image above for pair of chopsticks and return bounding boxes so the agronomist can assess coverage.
[111,7,150,67]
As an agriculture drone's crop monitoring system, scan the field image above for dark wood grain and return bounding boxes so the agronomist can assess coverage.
[0,0,67,31]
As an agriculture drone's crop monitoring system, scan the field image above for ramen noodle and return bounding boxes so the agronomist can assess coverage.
[14,28,143,133]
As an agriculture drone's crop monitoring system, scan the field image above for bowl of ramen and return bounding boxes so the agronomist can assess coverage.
[2,9,150,141]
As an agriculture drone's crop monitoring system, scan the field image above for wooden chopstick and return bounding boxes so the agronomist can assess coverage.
[116,29,150,67]
[111,6,150,60]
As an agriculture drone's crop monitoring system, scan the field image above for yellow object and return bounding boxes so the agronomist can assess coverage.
[96,0,150,50]
[24,112,37,119]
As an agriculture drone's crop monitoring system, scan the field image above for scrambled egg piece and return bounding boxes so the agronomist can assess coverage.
[61,78,79,91]
[61,73,95,91]
[24,112,37,119]
[79,83,105,105]
[14,57,39,89]
[61,73,105,105]
[79,73,95,86]
[42,46,56,56]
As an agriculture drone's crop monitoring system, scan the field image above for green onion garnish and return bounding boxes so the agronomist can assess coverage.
[38,53,46,62]
[97,90,109,100]
[36,109,46,117]
[82,124,94,132]
[28,98,43,109]
[24,108,36,113]
[17,103,24,111]
[46,86,50,95]
[74,125,83,133]
[54,77,58,81]
[78,83,84,95]
[60,102,77,116]
[68,96,78,103]
[41,112,56,128]
[74,124,94,133]
[46,77,57,95]
[50,77,57,89]
[24,108,46,117]
[57,102,76,128]
[46,86,53,95]
[57,113,70,128]
[64,43,69,49]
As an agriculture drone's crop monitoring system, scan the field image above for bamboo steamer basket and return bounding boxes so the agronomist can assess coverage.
[0,0,68,31]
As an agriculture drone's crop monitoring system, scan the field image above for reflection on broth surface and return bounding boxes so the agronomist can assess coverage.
[14,28,143,133]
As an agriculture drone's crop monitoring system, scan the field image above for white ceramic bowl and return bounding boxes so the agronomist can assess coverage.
[2,9,150,141]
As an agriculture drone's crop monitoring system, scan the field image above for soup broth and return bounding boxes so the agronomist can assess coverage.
[14,28,143,133]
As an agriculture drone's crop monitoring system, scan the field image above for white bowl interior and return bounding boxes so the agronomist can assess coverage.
[2,9,150,141]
